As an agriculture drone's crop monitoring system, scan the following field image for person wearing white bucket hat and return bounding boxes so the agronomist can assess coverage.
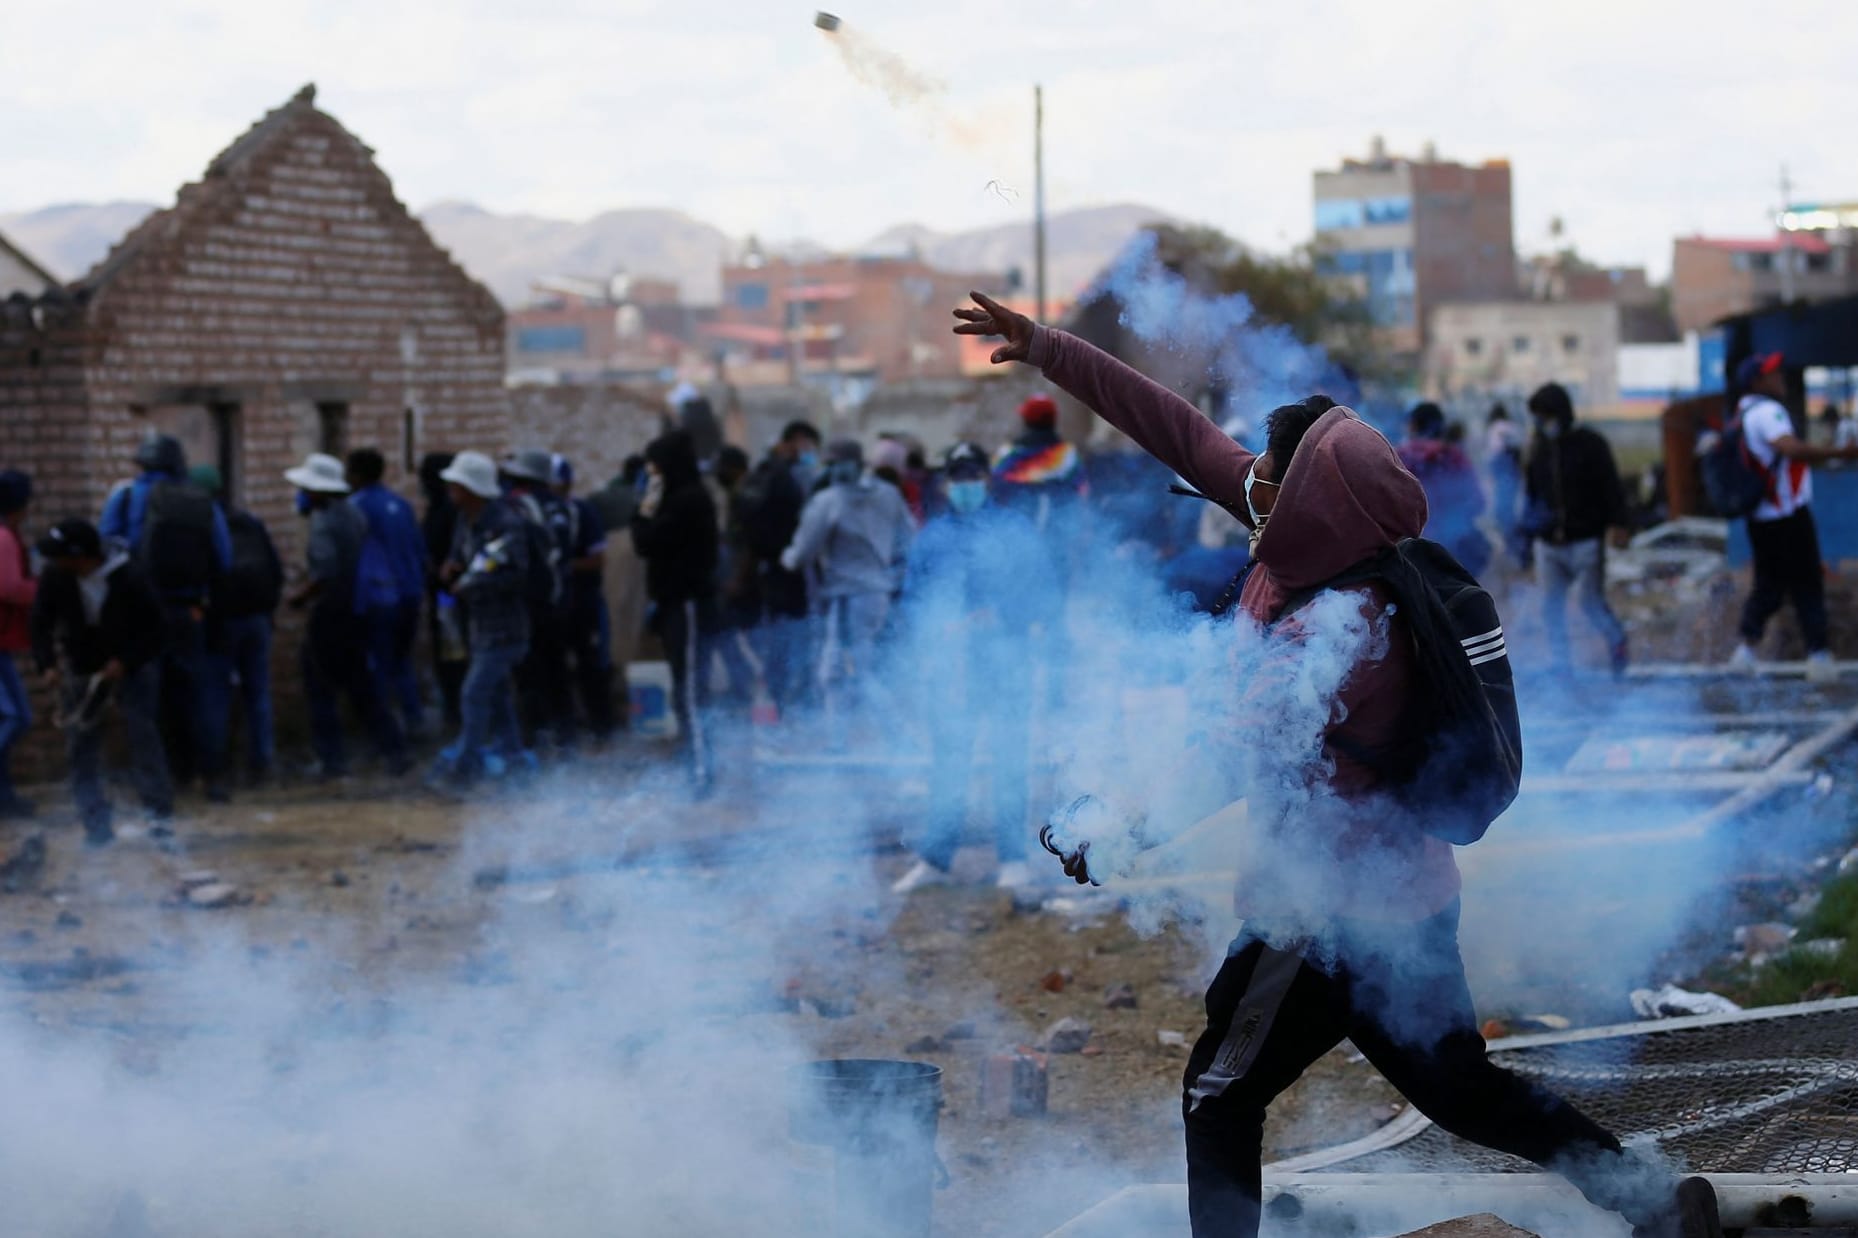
[284,454,407,779]
[431,450,533,785]
[439,450,500,501]
[283,453,350,496]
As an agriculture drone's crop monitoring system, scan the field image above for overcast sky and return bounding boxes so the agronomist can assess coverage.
[6,0,1854,277]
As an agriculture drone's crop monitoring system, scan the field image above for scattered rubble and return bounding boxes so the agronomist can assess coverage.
[1103,982,1139,1009]
[979,1050,1047,1118]
[1038,968,1072,993]
[944,1020,978,1041]
[0,833,47,893]
[905,1034,942,1054]
[804,995,855,1019]
[1629,984,1741,1019]
[329,870,350,888]
[1735,921,1798,961]
[1156,1029,1188,1049]
[185,882,245,909]
[1041,1017,1093,1053]
[1394,1216,1542,1238]
[53,910,81,930]
[1,951,138,990]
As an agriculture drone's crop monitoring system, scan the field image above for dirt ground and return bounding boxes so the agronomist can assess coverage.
[0,751,1404,1238]
[6,565,1854,1235]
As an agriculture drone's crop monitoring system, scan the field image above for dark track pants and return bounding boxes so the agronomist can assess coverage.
[303,607,405,775]
[1741,507,1829,653]
[657,597,715,791]
[1183,902,1668,1238]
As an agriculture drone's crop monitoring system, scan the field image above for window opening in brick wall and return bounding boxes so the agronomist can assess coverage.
[212,404,241,502]
[316,402,349,457]
[402,408,417,473]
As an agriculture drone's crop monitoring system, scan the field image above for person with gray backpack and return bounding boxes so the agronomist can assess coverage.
[99,433,234,802]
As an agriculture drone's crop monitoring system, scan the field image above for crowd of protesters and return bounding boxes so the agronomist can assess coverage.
[0,389,1102,843]
[0,355,1822,851]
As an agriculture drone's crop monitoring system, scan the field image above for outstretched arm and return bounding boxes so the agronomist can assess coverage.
[954,291,1254,511]
[779,492,830,574]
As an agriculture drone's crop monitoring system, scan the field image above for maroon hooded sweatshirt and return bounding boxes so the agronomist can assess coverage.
[1028,326,1461,923]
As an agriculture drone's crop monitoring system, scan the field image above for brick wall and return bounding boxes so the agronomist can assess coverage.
[508,383,666,491]
[0,91,512,786]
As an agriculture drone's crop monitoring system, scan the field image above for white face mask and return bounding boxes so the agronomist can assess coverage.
[1243,461,1278,536]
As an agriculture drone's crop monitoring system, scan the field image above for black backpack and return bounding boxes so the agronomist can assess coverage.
[214,510,283,618]
[1275,538,1522,845]
[734,460,801,561]
[136,479,218,597]
[1700,405,1770,518]
[508,492,565,614]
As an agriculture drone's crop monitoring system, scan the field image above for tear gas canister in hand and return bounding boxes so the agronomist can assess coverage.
[1040,794,1143,886]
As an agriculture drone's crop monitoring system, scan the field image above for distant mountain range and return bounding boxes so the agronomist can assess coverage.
[1,199,1175,308]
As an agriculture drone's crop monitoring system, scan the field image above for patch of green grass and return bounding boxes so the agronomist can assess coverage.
[1801,871,1858,940]
[1728,871,1858,1007]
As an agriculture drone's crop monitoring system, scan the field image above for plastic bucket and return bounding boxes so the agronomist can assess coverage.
[789,1059,942,1238]
[626,660,677,739]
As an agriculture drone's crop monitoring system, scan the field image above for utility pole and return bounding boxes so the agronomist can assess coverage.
[1034,84,1048,324]
[1777,164,1798,304]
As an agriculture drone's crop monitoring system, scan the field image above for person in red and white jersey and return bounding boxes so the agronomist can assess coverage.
[1733,352,1858,676]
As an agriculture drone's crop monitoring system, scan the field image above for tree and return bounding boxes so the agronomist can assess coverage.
[1138,223,1385,383]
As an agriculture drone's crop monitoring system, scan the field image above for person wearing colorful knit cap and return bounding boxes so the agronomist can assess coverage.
[992,394,1086,528]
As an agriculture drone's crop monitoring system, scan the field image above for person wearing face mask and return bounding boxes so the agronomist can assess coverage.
[736,421,822,712]
[780,439,916,747]
[951,291,1721,1238]
[1397,402,1489,579]
[892,442,1055,893]
[1519,383,1631,676]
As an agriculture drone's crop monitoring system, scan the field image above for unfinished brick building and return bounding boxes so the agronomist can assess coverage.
[0,82,508,548]
[0,84,509,773]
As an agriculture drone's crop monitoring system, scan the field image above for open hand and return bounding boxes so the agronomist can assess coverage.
[952,291,1034,365]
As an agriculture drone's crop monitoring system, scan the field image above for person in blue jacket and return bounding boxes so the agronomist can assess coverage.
[891,442,1056,893]
[347,448,430,739]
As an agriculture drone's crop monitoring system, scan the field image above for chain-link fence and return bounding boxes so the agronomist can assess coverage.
[1311,998,1858,1176]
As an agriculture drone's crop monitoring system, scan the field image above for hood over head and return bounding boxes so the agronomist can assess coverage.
[136,433,186,476]
[1254,406,1427,592]
[419,452,456,502]
[645,430,702,489]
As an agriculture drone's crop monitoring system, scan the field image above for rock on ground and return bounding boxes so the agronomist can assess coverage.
[1396,1215,1542,1238]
